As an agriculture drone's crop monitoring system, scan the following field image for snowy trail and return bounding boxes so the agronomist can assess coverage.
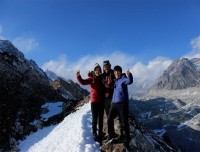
[19,103,100,152]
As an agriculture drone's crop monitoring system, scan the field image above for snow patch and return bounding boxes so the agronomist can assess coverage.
[41,102,63,121]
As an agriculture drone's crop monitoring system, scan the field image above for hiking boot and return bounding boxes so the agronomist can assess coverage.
[98,132,106,140]
[125,142,130,152]
[106,132,119,141]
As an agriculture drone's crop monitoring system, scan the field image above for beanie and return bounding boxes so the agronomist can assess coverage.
[94,63,102,72]
[113,65,122,73]
[103,60,111,67]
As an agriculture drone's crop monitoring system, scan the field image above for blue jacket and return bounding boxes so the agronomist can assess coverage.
[112,73,133,103]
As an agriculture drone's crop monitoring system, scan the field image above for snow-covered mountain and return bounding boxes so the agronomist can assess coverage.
[45,69,89,100]
[0,39,88,151]
[45,69,58,81]
[151,58,200,91]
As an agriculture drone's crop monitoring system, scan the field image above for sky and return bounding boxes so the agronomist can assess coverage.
[1,0,200,85]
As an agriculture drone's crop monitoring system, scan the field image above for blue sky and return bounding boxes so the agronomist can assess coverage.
[1,0,200,83]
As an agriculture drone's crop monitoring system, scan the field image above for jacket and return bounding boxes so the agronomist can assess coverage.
[102,70,115,98]
[112,73,133,103]
[77,74,103,103]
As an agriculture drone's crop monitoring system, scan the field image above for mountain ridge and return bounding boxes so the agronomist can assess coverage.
[0,39,88,151]
[150,58,200,91]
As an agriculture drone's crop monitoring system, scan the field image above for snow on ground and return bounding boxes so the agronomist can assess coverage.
[19,103,100,152]
[41,102,63,121]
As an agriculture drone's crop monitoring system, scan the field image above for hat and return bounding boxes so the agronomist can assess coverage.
[103,60,111,67]
[94,63,102,72]
[113,65,122,73]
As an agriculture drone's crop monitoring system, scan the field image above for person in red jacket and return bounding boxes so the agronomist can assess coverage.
[76,63,104,142]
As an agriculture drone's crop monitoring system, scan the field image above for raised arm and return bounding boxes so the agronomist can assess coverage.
[123,69,133,85]
[76,70,93,85]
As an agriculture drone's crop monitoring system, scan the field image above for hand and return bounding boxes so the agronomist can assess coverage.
[76,70,80,76]
[88,71,93,77]
[126,69,131,76]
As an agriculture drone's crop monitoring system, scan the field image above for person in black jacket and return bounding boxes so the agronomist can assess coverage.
[102,60,115,116]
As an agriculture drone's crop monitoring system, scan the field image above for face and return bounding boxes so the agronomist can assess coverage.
[114,70,121,79]
[104,65,110,73]
[94,67,101,76]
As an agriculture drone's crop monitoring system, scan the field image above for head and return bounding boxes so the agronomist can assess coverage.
[93,63,102,76]
[103,60,111,73]
[113,65,122,79]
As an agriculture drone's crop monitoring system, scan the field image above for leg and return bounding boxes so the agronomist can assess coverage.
[104,98,111,116]
[107,103,118,138]
[98,102,104,140]
[91,103,98,135]
[117,103,130,142]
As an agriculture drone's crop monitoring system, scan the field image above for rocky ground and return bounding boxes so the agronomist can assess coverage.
[100,105,175,152]
[129,95,200,152]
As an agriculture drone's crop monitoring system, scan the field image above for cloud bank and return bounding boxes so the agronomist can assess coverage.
[42,52,136,80]
[42,51,172,92]
[26,34,200,95]
[184,35,200,59]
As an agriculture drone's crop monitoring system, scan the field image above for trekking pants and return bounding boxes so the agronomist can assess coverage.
[107,102,130,141]
[104,97,112,117]
[91,102,104,135]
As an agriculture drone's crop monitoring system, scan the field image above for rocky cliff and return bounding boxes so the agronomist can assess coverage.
[0,39,88,151]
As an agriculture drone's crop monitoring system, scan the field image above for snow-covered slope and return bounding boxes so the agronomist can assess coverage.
[19,103,100,152]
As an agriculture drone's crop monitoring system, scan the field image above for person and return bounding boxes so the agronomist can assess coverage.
[76,63,104,142]
[102,60,115,116]
[107,65,133,145]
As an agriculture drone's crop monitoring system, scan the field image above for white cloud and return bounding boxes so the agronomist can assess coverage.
[42,52,172,91]
[184,35,200,59]
[12,37,39,54]
[42,51,136,82]
[191,36,200,50]
[131,57,172,85]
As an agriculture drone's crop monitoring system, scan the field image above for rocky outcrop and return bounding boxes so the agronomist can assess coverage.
[151,58,200,91]
[101,110,175,152]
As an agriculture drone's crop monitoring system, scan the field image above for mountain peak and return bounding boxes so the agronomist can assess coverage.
[151,58,200,90]
[0,39,25,61]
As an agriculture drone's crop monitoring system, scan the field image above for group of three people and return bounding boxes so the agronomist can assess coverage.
[76,60,133,145]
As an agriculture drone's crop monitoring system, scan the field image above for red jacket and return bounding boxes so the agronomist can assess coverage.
[77,74,103,103]
[102,70,115,98]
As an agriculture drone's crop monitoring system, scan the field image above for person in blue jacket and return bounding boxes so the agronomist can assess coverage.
[107,65,133,144]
